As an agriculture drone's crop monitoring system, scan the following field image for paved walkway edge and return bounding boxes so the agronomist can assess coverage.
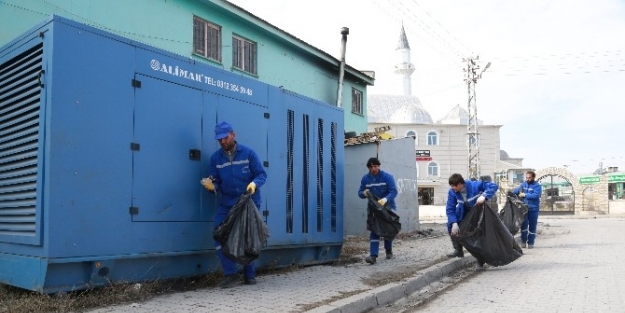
[306,256,476,313]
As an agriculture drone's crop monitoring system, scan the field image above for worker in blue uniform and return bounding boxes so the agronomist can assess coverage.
[512,170,542,249]
[202,121,267,288]
[357,157,398,264]
[445,173,498,271]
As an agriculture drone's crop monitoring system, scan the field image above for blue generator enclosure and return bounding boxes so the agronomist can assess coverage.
[0,16,344,293]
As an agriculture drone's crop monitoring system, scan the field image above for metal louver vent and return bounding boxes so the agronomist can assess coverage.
[316,118,323,232]
[330,122,337,232]
[0,43,43,237]
[286,110,294,233]
[302,114,309,233]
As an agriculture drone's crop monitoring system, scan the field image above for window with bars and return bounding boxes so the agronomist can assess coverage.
[351,88,363,114]
[193,16,221,62]
[232,35,257,75]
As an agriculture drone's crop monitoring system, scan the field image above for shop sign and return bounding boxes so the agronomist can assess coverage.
[579,176,600,184]
[415,150,430,157]
[608,174,625,183]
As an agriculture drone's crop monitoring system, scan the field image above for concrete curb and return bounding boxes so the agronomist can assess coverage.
[306,256,476,313]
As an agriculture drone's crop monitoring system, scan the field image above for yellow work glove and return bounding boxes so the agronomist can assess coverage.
[377,198,388,206]
[477,196,486,204]
[519,192,526,198]
[247,182,256,194]
[201,177,215,193]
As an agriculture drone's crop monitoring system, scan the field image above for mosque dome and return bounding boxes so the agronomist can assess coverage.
[500,150,510,160]
[436,104,483,125]
[367,95,433,124]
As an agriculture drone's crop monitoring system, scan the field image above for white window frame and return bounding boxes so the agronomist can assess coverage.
[427,161,439,177]
[427,130,439,146]
[193,16,221,62]
[232,35,257,75]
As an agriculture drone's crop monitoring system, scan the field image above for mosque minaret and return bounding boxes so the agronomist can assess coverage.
[394,25,415,96]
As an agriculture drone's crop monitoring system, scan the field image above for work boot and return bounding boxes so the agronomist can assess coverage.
[244,278,257,285]
[385,250,393,259]
[476,261,485,272]
[521,242,527,248]
[365,256,377,264]
[217,274,241,289]
[446,240,464,258]
[446,249,462,258]
[528,244,534,249]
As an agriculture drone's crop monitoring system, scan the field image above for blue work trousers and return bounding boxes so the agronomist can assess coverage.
[214,205,255,279]
[369,232,393,257]
[521,210,540,245]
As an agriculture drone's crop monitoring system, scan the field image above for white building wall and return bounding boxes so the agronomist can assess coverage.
[369,123,502,205]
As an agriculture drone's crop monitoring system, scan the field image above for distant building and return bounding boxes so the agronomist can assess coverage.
[367,26,523,205]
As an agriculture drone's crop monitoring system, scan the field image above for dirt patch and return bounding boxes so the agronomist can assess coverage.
[336,225,449,267]
[357,224,450,287]
[361,256,449,287]
[294,289,369,312]
[538,222,571,238]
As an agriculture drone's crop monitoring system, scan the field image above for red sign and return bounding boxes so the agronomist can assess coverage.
[416,157,432,161]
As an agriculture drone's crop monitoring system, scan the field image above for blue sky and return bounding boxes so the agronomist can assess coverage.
[229,0,625,174]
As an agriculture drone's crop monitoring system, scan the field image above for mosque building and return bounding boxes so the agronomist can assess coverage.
[366,26,524,205]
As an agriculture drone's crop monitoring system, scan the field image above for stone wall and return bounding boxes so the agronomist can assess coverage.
[535,167,609,214]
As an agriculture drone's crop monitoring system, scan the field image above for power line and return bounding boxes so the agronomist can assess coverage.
[406,0,474,55]
[383,0,467,59]
[490,49,625,62]
[371,0,465,63]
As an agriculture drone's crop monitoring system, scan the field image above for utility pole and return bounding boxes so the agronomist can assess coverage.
[464,56,490,180]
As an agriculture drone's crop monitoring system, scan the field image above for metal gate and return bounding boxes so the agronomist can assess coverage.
[537,174,575,215]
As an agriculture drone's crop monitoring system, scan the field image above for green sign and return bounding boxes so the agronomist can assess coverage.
[579,176,600,184]
[609,174,625,183]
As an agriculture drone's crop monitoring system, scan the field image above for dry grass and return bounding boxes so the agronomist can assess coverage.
[0,273,223,313]
[0,265,310,313]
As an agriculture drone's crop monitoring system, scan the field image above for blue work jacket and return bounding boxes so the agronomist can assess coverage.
[358,170,398,210]
[513,181,542,211]
[446,180,498,226]
[208,143,267,208]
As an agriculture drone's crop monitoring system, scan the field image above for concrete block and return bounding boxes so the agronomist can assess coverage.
[306,304,341,313]
[422,265,443,284]
[440,260,459,276]
[330,291,377,313]
[404,275,428,295]
[373,282,405,306]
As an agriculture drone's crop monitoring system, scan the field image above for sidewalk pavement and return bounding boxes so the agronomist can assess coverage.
[89,214,625,313]
[88,222,477,313]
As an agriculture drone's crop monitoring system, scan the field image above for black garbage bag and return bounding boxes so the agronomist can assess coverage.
[499,194,529,236]
[365,193,401,240]
[453,202,523,267]
[213,191,269,265]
